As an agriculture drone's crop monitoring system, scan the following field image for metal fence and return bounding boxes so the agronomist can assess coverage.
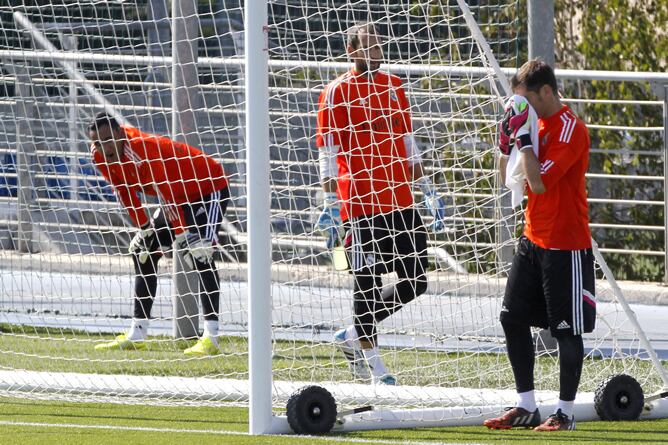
[0,48,667,280]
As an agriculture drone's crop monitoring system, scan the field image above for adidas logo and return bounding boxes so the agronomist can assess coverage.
[557,320,571,330]
[196,207,206,217]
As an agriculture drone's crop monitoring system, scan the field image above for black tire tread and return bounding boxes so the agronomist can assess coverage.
[286,385,337,434]
[594,374,644,421]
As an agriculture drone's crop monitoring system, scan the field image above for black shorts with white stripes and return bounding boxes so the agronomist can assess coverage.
[347,208,428,275]
[151,187,230,249]
[500,236,596,337]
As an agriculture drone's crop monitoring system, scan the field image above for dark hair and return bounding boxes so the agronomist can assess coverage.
[88,111,120,133]
[512,59,558,94]
[346,22,377,50]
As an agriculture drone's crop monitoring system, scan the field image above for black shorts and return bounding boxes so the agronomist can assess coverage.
[348,208,428,276]
[149,187,230,251]
[500,236,596,337]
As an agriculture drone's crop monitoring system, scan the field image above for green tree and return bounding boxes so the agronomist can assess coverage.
[553,0,668,281]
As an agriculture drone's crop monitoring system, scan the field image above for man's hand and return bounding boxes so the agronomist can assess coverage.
[128,224,156,264]
[316,192,343,249]
[418,177,448,232]
[498,107,515,156]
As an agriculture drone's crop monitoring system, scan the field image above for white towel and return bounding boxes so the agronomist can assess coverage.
[503,95,539,208]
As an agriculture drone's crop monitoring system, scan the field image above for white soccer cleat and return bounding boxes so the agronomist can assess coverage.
[333,328,371,381]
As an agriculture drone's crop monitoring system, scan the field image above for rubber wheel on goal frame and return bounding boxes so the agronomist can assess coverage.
[286,385,337,434]
[594,374,644,421]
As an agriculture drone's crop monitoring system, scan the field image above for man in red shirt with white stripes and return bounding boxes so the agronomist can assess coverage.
[316,23,448,385]
[484,60,594,432]
[89,112,229,356]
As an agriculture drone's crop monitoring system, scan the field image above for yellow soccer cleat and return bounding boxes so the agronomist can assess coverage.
[94,334,146,351]
[184,336,220,357]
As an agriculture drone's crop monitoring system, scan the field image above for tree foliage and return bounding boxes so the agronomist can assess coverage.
[552,1,668,281]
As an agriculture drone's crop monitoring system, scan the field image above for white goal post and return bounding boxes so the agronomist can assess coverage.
[0,0,667,437]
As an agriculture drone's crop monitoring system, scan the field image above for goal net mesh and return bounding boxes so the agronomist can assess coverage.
[0,0,664,419]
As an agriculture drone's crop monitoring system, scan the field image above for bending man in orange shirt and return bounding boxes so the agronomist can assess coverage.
[89,112,230,356]
[484,60,594,432]
[315,23,448,385]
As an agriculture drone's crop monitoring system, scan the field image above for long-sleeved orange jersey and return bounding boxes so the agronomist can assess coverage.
[92,126,228,230]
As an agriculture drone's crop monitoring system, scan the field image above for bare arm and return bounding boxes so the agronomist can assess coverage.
[411,162,425,181]
[520,149,546,194]
[322,177,337,194]
[499,155,508,185]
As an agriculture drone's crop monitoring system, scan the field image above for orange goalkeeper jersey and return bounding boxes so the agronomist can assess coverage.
[316,69,414,221]
[525,105,591,250]
[92,126,228,229]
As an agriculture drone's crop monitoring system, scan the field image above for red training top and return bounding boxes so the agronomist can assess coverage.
[525,105,591,250]
[92,126,227,232]
[316,69,414,221]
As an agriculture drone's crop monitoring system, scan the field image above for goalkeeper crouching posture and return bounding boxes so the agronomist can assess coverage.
[88,112,230,356]
[315,23,448,385]
[484,60,595,432]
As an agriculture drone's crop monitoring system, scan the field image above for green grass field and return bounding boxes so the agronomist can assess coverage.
[2,325,668,444]
[2,397,668,445]
[1,324,663,392]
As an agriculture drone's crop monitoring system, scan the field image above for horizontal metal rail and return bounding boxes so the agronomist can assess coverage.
[3,49,668,83]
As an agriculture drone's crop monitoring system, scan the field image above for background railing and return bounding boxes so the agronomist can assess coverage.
[1,51,666,280]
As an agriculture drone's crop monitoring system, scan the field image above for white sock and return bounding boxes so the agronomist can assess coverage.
[204,320,219,345]
[362,347,388,377]
[556,399,574,417]
[517,390,537,412]
[127,318,149,341]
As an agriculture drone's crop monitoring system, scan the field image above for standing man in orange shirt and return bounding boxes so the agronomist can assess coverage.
[88,112,230,356]
[315,23,448,385]
[484,60,594,431]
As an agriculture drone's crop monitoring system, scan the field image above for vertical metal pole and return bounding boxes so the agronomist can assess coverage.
[171,0,201,339]
[246,1,272,435]
[64,35,79,201]
[528,0,558,348]
[232,30,248,208]
[528,0,555,67]
[146,0,170,134]
[663,85,668,284]
[15,72,35,253]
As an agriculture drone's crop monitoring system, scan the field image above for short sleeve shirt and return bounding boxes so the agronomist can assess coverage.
[524,105,591,250]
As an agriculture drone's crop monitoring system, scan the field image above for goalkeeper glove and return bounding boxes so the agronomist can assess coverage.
[499,95,533,155]
[316,192,343,249]
[128,224,157,264]
[175,232,215,269]
[417,176,447,233]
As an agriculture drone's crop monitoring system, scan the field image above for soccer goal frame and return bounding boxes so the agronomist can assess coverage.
[1,0,668,437]
[241,0,668,435]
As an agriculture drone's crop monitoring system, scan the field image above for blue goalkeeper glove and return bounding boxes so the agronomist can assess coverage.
[316,192,344,249]
[417,177,447,232]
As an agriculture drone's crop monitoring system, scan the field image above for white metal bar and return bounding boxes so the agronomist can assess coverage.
[3,48,668,83]
[245,1,273,436]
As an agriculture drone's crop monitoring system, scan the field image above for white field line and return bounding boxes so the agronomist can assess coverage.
[0,420,483,445]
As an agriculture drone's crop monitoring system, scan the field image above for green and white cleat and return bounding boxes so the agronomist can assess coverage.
[94,334,146,351]
[184,337,220,356]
